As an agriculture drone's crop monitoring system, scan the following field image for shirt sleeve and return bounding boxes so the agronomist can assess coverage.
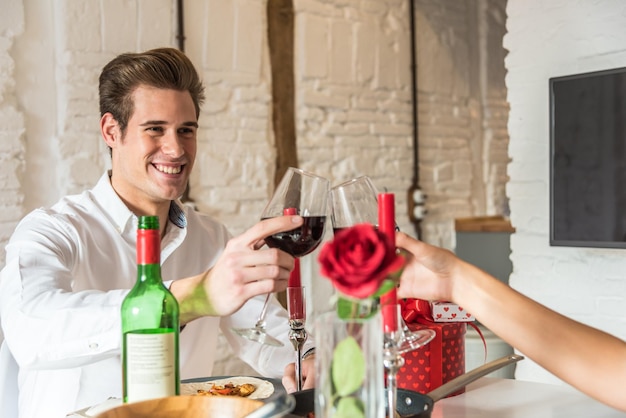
[0,212,127,370]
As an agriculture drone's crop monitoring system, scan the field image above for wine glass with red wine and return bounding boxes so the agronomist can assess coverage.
[232,167,329,346]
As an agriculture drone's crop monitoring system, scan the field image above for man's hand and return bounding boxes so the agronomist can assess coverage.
[171,215,303,322]
[282,357,315,393]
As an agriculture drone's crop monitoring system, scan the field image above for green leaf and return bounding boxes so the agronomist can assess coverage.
[336,297,379,320]
[336,297,357,319]
[331,336,366,397]
[334,396,365,418]
[372,279,395,298]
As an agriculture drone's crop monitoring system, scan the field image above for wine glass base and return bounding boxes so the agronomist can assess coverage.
[232,327,284,347]
[393,328,436,355]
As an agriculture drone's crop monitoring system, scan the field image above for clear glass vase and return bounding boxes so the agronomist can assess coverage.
[314,310,385,418]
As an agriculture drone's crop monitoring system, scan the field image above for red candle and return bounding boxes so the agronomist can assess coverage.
[288,283,306,320]
[378,193,398,332]
[381,298,398,333]
[283,207,301,288]
[381,287,398,332]
[289,257,302,288]
[378,193,395,240]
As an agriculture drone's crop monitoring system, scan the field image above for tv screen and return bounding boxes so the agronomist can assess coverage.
[550,67,626,248]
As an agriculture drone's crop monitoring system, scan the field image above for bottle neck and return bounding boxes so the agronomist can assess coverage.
[137,229,161,283]
[137,229,160,263]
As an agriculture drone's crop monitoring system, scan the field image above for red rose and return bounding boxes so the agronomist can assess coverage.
[318,223,404,299]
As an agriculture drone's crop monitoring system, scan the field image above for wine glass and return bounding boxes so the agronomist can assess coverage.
[331,176,436,417]
[330,176,379,233]
[330,176,434,351]
[232,167,329,347]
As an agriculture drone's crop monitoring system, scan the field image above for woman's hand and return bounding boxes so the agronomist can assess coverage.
[395,231,459,302]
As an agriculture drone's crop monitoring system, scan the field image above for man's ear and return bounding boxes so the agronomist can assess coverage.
[100,113,121,149]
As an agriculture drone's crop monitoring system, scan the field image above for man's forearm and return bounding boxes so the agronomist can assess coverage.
[169,273,218,324]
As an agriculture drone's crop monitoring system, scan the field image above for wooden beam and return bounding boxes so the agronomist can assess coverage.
[267,0,298,188]
[268,0,297,309]
[455,216,515,233]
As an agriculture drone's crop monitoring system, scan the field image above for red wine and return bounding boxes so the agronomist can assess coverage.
[263,216,326,257]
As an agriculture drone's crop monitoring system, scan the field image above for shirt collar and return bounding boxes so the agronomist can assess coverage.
[91,171,187,235]
[169,200,187,228]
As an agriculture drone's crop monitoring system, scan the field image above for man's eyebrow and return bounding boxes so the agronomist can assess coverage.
[139,120,199,128]
[140,120,167,126]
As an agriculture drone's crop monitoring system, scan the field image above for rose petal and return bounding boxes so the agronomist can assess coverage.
[318,223,403,299]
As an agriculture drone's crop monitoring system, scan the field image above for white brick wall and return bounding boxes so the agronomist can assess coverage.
[415,0,510,248]
[0,1,26,266]
[506,0,626,384]
[1,0,511,376]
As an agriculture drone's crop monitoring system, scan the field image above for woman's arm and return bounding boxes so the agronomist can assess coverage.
[395,232,626,412]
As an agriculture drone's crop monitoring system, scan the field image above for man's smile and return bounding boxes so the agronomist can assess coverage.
[153,163,184,175]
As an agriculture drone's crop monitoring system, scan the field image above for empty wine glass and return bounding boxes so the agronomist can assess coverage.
[232,167,329,346]
[330,176,435,352]
[330,176,379,233]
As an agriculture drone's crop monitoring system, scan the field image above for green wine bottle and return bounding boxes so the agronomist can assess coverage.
[121,216,180,403]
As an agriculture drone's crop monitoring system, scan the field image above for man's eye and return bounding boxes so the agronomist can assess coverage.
[179,128,195,135]
[147,126,163,133]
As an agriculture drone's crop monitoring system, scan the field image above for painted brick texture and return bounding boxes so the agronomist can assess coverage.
[1,0,511,378]
[505,0,626,384]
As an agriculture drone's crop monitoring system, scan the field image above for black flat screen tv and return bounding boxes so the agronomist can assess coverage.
[550,66,626,248]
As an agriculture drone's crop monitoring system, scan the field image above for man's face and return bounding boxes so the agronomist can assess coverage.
[107,86,198,211]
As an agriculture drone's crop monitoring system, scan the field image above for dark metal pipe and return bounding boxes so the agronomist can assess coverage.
[176,0,186,52]
[407,0,424,239]
[409,0,419,188]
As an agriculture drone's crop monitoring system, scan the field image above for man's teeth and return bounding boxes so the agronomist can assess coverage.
[154,164,182,174]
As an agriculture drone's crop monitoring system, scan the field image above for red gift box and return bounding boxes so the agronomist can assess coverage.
[397,299,467,396]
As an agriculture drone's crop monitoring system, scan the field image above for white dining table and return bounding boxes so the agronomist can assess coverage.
[431,377,626,417]
[69,376,626,417]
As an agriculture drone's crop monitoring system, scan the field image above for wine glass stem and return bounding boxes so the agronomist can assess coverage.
[254,293,271,328]
[289,325,307,391]
[386,371,397,418]
[295,345,303,391]
[384,334,405,418]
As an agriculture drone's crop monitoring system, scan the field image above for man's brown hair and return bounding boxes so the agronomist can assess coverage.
[99,48,205,134]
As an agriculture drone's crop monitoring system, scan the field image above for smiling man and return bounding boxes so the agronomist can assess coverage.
[0,48,315,418]
[101,86,199,232]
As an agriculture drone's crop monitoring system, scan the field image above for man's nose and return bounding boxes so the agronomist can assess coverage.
[161,131,184,158]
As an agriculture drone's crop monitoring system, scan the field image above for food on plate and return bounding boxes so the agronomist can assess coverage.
[196,382,256,397]
[181,376,275,400]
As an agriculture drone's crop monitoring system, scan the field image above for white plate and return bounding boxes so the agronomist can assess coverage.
[66,397,122,417]
[180,376,275,400]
